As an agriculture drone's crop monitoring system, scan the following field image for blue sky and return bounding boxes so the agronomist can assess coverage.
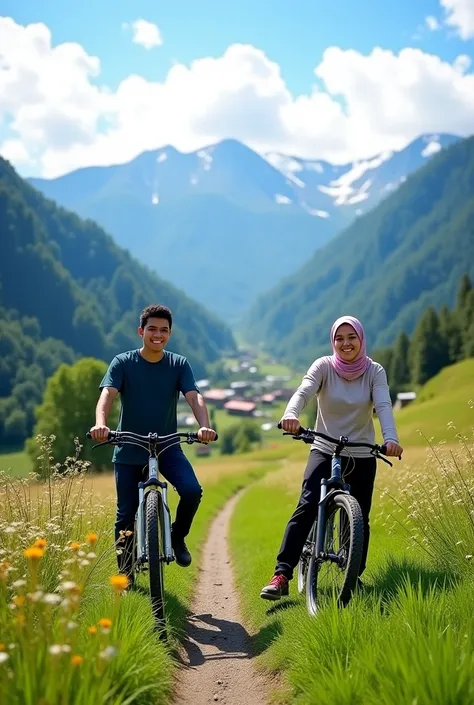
[2,0,469,95]
[1,0,473,177]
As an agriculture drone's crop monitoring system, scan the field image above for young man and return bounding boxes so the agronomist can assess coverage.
[89,304,217,576]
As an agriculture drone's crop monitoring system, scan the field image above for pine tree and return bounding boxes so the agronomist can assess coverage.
[438,305,463,363]
[410,307,449,386]
[455,273,473,314]
[389,332,411,389]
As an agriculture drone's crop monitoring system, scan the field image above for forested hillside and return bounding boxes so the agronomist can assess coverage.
[0,157,235,448]
[247,136,474,367]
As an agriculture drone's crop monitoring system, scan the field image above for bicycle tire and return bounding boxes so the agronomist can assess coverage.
[306,493,364,616]
[297,525,315,594]
[146,489,166,630]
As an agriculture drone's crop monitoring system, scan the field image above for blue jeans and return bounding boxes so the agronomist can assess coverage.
[114,446,202,575]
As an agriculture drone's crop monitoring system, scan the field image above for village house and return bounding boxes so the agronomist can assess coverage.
[223,400,257,417]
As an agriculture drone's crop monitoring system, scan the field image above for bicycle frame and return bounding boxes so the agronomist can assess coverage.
[86,429,218,571]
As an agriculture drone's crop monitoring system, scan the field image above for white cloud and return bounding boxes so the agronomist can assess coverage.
[1,18,474,178]
[0,138,34,165]
[441,0,474,39]
[123,19,162,49]
[425,15,442,30]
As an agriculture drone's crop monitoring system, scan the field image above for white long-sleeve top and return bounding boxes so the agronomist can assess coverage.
[283,356,399,458]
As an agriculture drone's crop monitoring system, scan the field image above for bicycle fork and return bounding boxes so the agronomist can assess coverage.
[136,457,174,566]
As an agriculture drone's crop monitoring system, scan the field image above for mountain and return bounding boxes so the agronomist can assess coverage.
[245,136,474,368]
[0,156,235,448]
[26,134,460,320]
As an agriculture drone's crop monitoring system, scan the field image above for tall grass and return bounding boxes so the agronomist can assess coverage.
[0,436,171,705]
[0,434,280,704]
[229,438,474,705]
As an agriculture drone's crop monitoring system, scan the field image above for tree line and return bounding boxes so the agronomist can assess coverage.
[373,273,474,396]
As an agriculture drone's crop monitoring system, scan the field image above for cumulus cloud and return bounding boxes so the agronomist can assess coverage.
[441,0,474,39]
[123,19,162,49]
[1,17,474,177]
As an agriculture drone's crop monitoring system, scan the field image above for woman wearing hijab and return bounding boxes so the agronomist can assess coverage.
[260,315,403,600]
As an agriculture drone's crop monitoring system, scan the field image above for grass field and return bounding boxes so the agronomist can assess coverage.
[0,441,290,704]
[229,435,474,704]
[393,359,474,446]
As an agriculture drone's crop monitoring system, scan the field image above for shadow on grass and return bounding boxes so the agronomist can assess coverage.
[366,556,459,606]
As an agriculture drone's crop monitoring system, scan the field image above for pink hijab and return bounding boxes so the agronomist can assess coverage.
[330,315,372,381]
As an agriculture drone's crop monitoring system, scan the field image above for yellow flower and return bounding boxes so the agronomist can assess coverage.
[34,538,47,549]
[71,654,83,667]
[88,625,97,635]
[69,542,81,553]
[110,574,129,592]
[24,546,44,560]
[98,617,112,631]
[86,532,98,547]
[13,595,25,607]
[14,614,26,626]
[0,643,5,652]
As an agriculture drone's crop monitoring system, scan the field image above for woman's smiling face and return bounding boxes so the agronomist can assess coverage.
[333,323,361,362]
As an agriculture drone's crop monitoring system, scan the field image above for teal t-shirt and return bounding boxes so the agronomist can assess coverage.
[100,349,199,465]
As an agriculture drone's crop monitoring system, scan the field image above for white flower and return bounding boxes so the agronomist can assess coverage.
[12,580,27,589]
[49,645,62,655]
[99,646,117,661]
[0,653,9,664]
[58,581,77,592]
[43,593,62,605]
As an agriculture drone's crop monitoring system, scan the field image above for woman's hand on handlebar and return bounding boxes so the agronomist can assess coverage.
[89,424,110,442]
[279,417,301,435]
[385,441,403,458]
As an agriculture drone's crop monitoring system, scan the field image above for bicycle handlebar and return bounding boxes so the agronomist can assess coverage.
[276,422,394,464]
[85,429,218,447]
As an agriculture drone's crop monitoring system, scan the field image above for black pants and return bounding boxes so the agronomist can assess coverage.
[114,446,202,576]
[275,450,377,580]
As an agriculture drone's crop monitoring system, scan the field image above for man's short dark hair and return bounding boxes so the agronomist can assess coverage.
[140,304,173,330]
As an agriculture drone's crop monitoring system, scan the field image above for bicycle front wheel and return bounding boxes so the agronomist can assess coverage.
[306,493,364,616]
[297,524,315,594]
[146,489,166,630]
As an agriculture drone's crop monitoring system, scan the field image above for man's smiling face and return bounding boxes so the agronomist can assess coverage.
[139,317,171,353]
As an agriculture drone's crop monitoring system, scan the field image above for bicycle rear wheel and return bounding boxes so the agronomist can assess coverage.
[306,493,364,616]
[146,489,166,631]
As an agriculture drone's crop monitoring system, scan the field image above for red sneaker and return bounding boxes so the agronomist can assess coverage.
[260,574,290,600]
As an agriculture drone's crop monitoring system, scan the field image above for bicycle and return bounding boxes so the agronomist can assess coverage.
[86,429,218,635]
[278,423,394,615]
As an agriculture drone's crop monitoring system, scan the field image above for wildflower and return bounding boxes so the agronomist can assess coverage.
[34,538,47,549]
[28,591,44,603]
[110,574,129,592]
[0,653,9,664]
[71,654,83,667]
[58,581,80,593]
[67,621,78,631]
[99,646,117,661]
[69,542,81,553]
[24,546,44,561]
[13,595,25,608]
[43,593,62,605]
[98,617,112,633]
[86,532,98,547]
[12,579,27,589]
[0,643,5,651]
[49,645,62,656]
[88,625,97,635]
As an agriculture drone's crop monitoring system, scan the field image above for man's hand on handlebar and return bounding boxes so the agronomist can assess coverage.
[279,417,301,435]
[89,424,110,442]
[384,441,403,458]
[197,427,218,443]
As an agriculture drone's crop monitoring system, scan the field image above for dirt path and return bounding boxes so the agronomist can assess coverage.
[174,492,270,705]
